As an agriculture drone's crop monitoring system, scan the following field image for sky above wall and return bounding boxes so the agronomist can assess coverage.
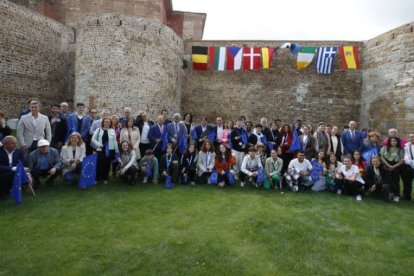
[173,0,414,41]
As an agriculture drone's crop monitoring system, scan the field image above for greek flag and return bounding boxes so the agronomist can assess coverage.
[316,47,337,74]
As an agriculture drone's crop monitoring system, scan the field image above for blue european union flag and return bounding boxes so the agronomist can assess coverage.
[191,129,198,141]
[260,136,272,150]
[65,116,76,142]
[161,130,169,152]
[105,142,110,157]
[79,154,97,189]
[207,130,216,143]
[256,167,266,184]
[146,161,153,177]
[11,162,30,205]
[164,175,172,189]
[241,132,248,145]
[362,148,378,162]
[178,134,187,154]
[310,159,323,182]
[289,129,301,152]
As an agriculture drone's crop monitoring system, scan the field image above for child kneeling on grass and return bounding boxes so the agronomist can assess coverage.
[159,143,179,185]
[138,149,159,184]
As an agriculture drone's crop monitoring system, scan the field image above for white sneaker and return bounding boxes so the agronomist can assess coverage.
[356,195,362,201]
[393,196,400,202]
[294,186,299,192]
[143,177,148,184]
[240,182,245,187]
[255,183,259,188]
[190,181,196,186]
[337,189,342,195]
[103,180,108,185]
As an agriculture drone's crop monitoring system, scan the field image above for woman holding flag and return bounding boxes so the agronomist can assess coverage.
[92,117,119,184]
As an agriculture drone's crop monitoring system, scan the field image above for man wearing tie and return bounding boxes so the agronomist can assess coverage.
[148,115,166,160]
[167,113,186,156]
[341,121,364,155]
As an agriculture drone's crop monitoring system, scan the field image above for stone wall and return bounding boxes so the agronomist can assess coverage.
[74,14,184,118]
[183,41,363,128]
[361,22,414,136]
[0,0,75,118]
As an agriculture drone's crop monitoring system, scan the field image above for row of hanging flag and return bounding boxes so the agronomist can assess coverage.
[191,43,360,75]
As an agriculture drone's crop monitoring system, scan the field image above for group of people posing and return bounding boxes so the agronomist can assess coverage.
[1,98,414,203]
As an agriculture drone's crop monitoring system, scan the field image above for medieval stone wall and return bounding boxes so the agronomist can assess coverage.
[183,41,363,128]
[361,22,414,136]
[74,14,184,117]
[0,0,75,117]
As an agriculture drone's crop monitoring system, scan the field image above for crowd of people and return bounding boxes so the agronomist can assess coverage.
[1,98,414,203]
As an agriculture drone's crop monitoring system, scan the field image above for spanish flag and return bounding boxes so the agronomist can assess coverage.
[339,46,360,70]
[261,47,275,69]
[192,46,208,70]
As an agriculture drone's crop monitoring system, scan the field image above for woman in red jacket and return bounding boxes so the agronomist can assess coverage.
[215,144,236,188]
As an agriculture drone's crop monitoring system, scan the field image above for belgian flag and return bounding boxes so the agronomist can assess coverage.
[192,46,208,70]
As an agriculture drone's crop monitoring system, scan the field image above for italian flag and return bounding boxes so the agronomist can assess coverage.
[296,47,316,70]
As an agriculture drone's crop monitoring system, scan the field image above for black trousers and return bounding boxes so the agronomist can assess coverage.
[181,167,196,184]
[32,168,60,188]
[162,164,179,184]
[401,165,414,200]
[0,172,14,197]
[334,178,364,196]
[96,150,114,181]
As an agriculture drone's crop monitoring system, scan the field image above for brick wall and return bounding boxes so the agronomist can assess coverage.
[0,0,75,118]
[183,41,363,129]
[361,22,414,136]
[74,14,184,118]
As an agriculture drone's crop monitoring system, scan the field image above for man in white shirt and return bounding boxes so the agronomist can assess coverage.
[240,147,263,187]
[286,150,313,192]
[402,132,414,200]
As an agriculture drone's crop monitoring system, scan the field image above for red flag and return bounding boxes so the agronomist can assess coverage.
[209,46,215,70]
[243,47,261,71]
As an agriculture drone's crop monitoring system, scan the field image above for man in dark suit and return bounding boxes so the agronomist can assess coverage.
[148,115,166,160]
[341,121,364,155]
[167,113,186,153]
[193,117,213,150]
[48,104,67,152]
[0,136,29,199]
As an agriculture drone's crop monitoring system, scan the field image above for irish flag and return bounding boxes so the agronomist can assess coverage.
[296,47,316,70]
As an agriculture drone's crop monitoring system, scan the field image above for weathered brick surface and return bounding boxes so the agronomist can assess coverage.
[0,0,74,118]
[74,14,184,117]
[183,41,363,128]
[361,22,414,136]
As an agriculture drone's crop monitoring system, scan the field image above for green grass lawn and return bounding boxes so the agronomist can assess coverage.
[1,179,414,275]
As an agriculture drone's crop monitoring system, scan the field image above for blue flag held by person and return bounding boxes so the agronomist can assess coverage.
[289,129,301,152]
[311,159,323,183]
[178,134,187,154]
[256,167,266,184]
[362,148,378,162]
[207,130,216,143]
[164,175,172,189]
[241,132,248,145]
[226,170,235,185]
[79,154,97,189]
[11,162,30,205]
[191,129,198,141]
[161,130,169,152]
[146,162,153,177]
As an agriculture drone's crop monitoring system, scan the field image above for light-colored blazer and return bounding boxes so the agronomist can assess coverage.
[17,113,52,147]
[60,144,86,175]
[265,156,283,178]
[92,128,119,153]
[120,127,141,159]
[197,151,216,176]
